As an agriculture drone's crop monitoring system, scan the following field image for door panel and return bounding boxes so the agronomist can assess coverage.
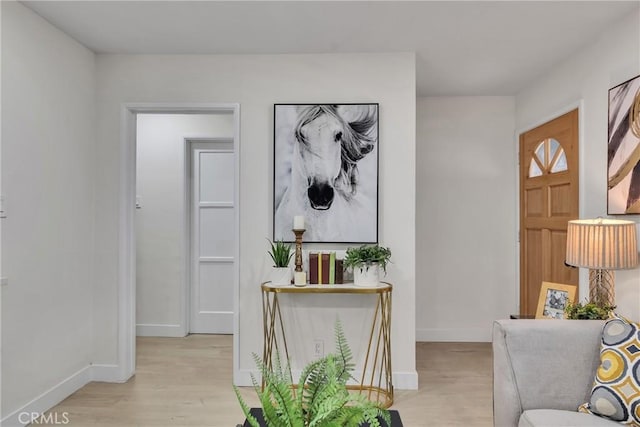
[525,188,543,217]
[200,152,234,202]
[198,262,234,313]
[550,231,573,283]
[199,208,234,257]
[190,141,235,334]
[519,110,579,316]
[524,229,543,314]
[549,184,572,216]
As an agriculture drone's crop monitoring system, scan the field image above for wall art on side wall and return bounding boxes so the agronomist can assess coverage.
[274,104,379,243]
[608,74,640,214]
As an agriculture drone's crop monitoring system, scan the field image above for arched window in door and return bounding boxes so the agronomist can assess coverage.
[528,138,568,177]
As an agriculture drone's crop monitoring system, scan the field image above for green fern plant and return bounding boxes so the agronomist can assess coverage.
[234,320,390,427]
[344,245,392,274]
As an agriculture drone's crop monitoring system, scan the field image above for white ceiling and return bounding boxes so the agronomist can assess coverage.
[22,1,640,96]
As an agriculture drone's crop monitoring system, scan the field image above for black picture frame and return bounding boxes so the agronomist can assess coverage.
[607,74,640,214]
[273,103,379,243]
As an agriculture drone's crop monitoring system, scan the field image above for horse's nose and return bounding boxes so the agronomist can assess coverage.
[307,182,334,210]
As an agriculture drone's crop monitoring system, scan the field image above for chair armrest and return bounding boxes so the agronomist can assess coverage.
[492,319,603,427]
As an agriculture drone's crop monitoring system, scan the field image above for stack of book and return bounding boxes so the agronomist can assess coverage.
[308,252,344,285]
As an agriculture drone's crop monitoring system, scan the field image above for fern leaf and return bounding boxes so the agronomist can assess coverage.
[297,358,325,411]
[259,385,283,427]
[333,319,355,383]
[233,385,261,427]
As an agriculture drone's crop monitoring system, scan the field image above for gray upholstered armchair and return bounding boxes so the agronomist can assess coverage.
[492,319,620,427]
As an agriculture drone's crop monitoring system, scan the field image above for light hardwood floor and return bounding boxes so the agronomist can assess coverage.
[40,336,493,426]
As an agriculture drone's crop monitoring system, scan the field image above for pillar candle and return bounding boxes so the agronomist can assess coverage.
[293,215,305,230]
[294,271,307,286]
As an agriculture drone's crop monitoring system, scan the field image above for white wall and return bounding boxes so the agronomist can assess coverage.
[136,113,234,336]
[516,7,640,320]
[1,1,96,422]
[94,53,417,387]
[416,97,517,342]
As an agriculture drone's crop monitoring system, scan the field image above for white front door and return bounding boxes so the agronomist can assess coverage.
[190,140,235,334]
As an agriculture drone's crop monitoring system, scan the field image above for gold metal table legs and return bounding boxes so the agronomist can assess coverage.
[261,283,393,408]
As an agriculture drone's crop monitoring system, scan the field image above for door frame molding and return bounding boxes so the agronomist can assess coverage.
[119,103,241,383]
[514,100,585,313]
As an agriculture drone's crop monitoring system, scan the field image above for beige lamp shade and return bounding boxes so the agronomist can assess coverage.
[566,219,638,270]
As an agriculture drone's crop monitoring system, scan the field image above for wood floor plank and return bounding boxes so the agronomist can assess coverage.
[38,337,493,426]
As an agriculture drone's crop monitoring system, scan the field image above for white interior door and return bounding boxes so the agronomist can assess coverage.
[190,140,235,334]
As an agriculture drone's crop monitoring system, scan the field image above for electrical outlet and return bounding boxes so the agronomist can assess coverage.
[313,339,324,358]
[0,277,8,286]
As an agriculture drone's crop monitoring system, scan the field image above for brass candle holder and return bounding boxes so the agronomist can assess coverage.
[293,229,305,272]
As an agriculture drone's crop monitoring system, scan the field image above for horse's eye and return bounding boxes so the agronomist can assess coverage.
[334,131,342,142]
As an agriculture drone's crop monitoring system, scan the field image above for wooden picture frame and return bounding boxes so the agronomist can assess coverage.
[607,73,640,214]
[535,281,577,320]
[273,104,379,243]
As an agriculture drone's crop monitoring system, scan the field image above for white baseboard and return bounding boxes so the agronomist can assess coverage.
[0,363,132,427]
[392,371,419,390]
[235,368,259,387]
[136,323,185,337]
[90,364,126,383]
[416,327,492,342]
[234,368,418,390]
[1,366,91,427]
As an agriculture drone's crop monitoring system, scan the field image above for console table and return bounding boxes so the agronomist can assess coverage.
[261,282,393,408]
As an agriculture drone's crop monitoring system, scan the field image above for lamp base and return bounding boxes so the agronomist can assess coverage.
[589,269,615,307]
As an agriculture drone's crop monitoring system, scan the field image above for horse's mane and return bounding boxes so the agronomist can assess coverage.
[294,105,377,200]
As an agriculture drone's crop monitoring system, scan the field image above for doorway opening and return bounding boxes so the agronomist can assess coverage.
[119,104,240,383]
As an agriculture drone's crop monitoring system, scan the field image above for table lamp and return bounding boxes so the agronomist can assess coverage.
[565,218,638,306]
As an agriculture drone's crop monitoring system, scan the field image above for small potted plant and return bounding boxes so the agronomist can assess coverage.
[268,239,293,285]
[344,244,391,286]
[565,300,616,320]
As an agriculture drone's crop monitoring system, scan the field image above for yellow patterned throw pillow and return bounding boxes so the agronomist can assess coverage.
[578,314,640,426]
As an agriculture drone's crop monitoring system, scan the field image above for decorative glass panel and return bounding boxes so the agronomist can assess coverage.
[549,139,559,162]
[529,160,543,177]
[529,138,568,176]
[535,142,545,165]
[551,151,568,173]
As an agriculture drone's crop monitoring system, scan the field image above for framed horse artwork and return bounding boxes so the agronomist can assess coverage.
[273,104,379,243]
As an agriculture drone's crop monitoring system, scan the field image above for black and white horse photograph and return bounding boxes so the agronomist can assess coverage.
[274,104,378,243]
[608,74,640,214]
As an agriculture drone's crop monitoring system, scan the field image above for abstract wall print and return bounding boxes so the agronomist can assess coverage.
[608,74,640,214]
[274,104,379,243]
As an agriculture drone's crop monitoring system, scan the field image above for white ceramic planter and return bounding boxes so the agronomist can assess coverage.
[270,267,292,286]
[353,263,380,287]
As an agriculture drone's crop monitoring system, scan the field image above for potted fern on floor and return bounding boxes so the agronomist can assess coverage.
[234,320,391,427]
